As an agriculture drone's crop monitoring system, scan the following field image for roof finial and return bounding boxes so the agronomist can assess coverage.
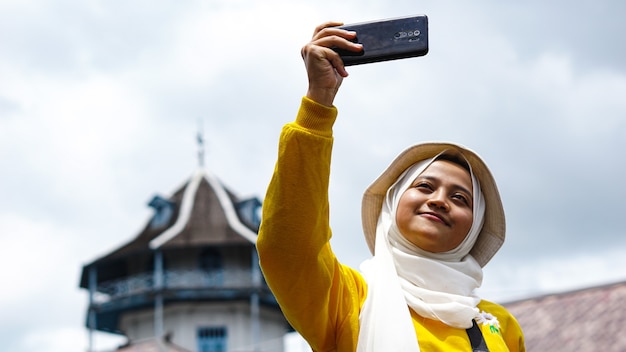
[197,118,205,168]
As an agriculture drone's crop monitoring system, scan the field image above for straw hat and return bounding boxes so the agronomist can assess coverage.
[361,142,506,267]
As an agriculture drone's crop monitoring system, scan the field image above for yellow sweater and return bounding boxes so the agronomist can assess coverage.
[257,97,525,352]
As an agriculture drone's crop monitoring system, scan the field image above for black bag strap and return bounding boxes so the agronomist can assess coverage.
[466,319,490,352]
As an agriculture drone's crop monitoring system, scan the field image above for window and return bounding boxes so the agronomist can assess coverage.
[148,195,175,229]
[199,248,223,285]
[236,197,262,229]
[197,326,227,352]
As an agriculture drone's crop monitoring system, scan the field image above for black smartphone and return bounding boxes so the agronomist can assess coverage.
[334,15,429,66]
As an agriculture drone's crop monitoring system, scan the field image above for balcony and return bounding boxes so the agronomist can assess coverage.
[86,267,279,334]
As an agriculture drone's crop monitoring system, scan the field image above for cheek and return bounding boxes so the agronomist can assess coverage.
[395,192,414,224]
[398,189,421,206]
[397,190,418,210]
[457,210,474,233]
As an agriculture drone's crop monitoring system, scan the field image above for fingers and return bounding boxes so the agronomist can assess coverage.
[310,21,362,52]
[303,23,362,75]
[312,21,344,37]
[311,24,361,53]
[300,45,347,81]
[301,21,363,106]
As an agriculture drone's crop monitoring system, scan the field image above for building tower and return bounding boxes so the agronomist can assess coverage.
[78,165,290,352]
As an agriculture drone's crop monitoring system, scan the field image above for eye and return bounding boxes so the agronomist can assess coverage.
[452,193,471,206]
[414,181,433,191]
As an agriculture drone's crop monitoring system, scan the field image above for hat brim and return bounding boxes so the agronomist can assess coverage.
[361,142,505,267]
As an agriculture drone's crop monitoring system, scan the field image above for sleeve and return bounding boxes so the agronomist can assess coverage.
[256,97,365,351]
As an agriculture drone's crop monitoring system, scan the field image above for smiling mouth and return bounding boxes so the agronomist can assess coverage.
[420,212,450,226]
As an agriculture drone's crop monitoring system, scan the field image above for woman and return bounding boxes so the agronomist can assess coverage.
[257,21,525,351]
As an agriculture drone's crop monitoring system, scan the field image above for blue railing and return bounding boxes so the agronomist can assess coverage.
[94,268,260,303]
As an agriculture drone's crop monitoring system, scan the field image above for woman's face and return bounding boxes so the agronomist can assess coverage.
[395,160,474,253]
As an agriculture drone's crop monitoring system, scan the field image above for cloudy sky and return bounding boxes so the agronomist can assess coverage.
[1,0,625,351]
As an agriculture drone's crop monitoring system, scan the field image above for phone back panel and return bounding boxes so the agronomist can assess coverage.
[336,15,429,66]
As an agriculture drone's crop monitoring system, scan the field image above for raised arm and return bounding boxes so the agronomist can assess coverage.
[256,23,365,350]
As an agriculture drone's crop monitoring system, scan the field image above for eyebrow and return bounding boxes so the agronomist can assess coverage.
[415,175,473,198]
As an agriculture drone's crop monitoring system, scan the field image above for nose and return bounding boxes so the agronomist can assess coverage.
[426,190,449,211]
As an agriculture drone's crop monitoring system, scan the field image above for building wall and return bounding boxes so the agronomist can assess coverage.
[119,301,287,352]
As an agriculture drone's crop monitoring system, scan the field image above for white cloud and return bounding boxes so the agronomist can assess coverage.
[0,213,69,305]
[480,246,626,303]
[17,326,86,352]
[517,52,626,137]
[17,325,126,352]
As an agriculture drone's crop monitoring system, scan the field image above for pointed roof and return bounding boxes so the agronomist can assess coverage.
[504,280,626,351]
[149,168,257,249]
[79,168,261,286]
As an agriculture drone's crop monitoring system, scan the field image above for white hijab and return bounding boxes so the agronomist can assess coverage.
[356,156,486,351]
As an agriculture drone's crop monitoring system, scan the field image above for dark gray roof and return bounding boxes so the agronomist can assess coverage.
[79,169,260,287]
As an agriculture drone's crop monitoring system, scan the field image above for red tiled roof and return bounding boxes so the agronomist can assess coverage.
[504,280,626,351]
